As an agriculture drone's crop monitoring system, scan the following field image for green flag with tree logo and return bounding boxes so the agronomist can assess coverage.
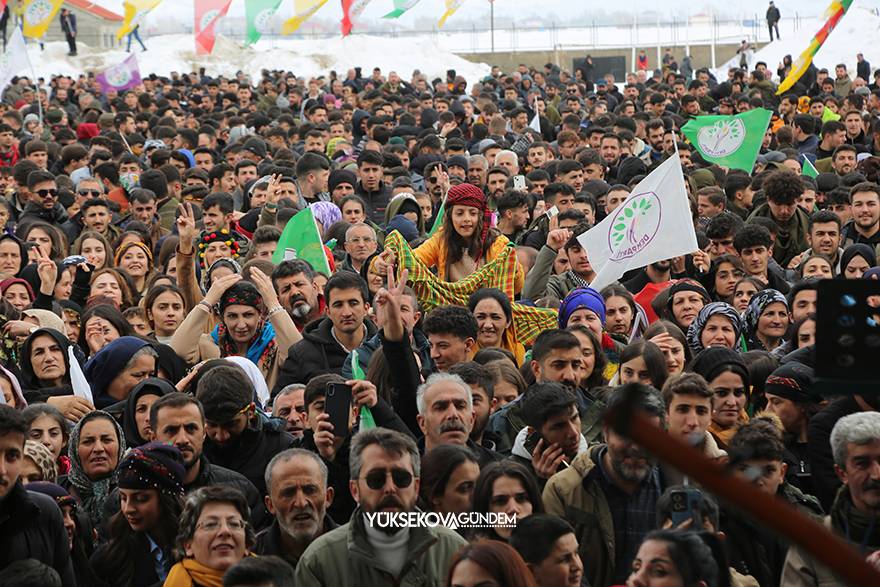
[681,108,772,172]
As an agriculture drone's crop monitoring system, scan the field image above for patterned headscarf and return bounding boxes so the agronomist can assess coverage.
[67,410,126,528]
[202,257,242,291]
[743,289,789,351]
[117,442,185,497]
[212,282,277,374]
[24,440,58,483]
[686,301,743,355]
[310,201,342,230]
[446,183,492,261]
[197,228,243,268]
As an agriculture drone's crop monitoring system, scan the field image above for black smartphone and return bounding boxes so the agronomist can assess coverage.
[669,487,703,529]
[523,428,542,455]
[324,382,353,436]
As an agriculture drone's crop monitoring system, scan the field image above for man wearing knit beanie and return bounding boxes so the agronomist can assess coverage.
[328,169,357,202]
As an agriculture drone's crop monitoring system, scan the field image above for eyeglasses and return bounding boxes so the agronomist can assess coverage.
[196,517,246,533]
[77,189,102,197]
[35,189,57,198]
[364,467,414,490]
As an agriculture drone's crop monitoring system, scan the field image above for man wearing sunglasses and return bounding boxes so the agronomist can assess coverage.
[19,169,68,226]
[295,427,466,585]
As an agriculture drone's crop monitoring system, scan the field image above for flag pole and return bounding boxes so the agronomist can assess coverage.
[26,38,42,125]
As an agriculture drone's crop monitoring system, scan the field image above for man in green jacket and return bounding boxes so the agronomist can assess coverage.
[747,169,810,267]
[294,427,467,585]
[543,385,667,587]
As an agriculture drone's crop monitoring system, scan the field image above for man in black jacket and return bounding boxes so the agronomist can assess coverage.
[60,9,77,56]
[256,448,339,571]
[0,405,75,586]
[196,365,296,496]
[274,271,376,393]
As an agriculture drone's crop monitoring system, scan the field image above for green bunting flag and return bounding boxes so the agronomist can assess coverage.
[272,207,331,273]
[681,108,772,172]
[245,0,283,45]
[350,351,376,430]
[802,156,819,178]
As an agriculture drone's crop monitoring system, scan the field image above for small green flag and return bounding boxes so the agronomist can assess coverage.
[427,199,445,237]
[245,0,282,45]
[272,207,331,273]
[681,108,772,172]
[802,156,819,179]
[350,351,376,430]
[383,0,421,18]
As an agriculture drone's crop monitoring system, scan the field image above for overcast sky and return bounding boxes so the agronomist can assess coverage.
[91,0,857,29]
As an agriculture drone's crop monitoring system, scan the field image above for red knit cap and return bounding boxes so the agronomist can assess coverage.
[446,183,492,259]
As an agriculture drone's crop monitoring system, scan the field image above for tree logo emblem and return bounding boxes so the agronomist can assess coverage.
[697,118,746,158]
[608,192,662,261]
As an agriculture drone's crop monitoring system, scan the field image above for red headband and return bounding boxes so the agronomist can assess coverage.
[446,183,492,259]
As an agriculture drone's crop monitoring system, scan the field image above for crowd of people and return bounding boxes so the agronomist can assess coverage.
[0,46,878,587]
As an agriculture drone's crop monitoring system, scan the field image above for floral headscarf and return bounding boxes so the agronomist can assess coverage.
[310,201,342,231]
[67,410,126,528]
[743,289,789,351]
[210,282,277,375]
[197,228,243,268]
[686,301,744,355]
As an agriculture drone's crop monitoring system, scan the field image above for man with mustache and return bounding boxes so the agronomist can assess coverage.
[295,428,466,585]
[841,182,880,260]
[271,259,325,332]
[256,449,337,572]
[543,385,667,587]
[149,393,261,517]
[272,384,307,439]
[416,372,498,467]
[785,412,880,584]
[0,405,76,586]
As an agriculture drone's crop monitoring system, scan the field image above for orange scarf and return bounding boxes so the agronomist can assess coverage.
[709,409,750,450]
[163,558,226,587]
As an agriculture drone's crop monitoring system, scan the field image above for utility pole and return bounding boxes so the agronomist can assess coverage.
[490,0,495,53]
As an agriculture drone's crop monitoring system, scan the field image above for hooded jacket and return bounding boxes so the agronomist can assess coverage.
[748,203,810,267]
[383,193,426,234]
[273,316,378,393]
[118,378,175,447]
[83,336,150,410]
[202,414,295,496]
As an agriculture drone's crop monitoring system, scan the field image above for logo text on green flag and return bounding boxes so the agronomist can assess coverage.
[246,0,282,45]
[272,207,331,273]
[681,108,772,172]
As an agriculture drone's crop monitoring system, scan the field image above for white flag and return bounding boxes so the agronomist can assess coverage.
[578,154,698,291]
[0,29,31,95]
[529,97,542,133]
[69,347,94,405]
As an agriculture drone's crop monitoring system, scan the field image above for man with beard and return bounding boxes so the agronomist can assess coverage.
[841,182,880,259]
[543,385,667,587]
[622,257,673,295]
[272,260,325,332]
[149,393,261,517]
[272,384,307,439]
[785,412,880,584]
[196,364,296,495]
[511,383,589,488]
[488,330,595,454]
[415,372,499,467]
[256,449,337,571]
[295,428,466,585]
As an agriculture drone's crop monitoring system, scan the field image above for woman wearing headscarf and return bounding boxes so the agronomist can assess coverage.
[0,276,34,311]
[170,272,300,391]
[310,201,343,238]
[119,377,175,447]
[83,336,157,409]
[743,289,790,352]
[374,183,524,292]
[664,280,711,333]
[689,346,751,450]
[686,301,745,355]
[64,410,126,529]
[201,257,241,294]
[558,286,625,379]
[0,364,26,408]
[20,328,94,423]
[90,443,186,587]
[840,243,876,279]
[0,233,27,279]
